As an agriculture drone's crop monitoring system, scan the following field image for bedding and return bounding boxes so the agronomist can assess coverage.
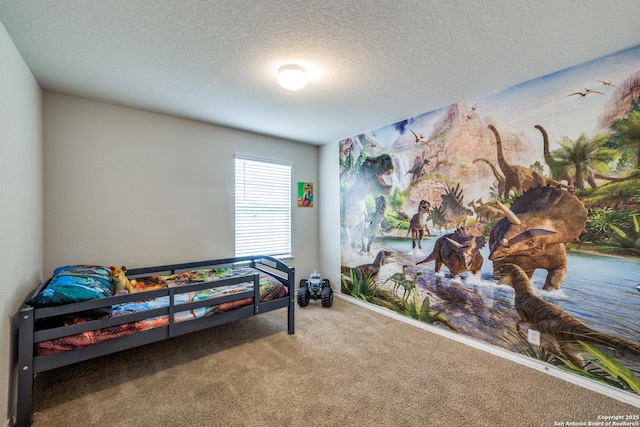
[33,266,288,355]
[26,265,113,307]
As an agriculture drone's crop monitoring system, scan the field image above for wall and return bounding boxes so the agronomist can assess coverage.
[318,141,341,285]
[0,22,43,426]
[43,93,319,279]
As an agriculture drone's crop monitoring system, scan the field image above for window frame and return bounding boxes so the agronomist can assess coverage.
[234,155,292,258]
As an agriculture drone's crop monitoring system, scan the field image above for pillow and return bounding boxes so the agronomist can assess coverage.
[27,265,114,307]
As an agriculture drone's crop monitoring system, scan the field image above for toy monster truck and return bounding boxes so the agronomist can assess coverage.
[297,270,333,307]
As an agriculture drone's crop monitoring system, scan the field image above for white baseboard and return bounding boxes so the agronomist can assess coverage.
[335,292,640,408]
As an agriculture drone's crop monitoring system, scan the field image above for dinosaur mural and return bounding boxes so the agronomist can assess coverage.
[489,125,573,197]
[340,44,640,398]
[536,124,625,189]
[359,195,388,254]
[341,153,394,250]
[417,226,485,279]
[408,199,431,249]
[472,158,505,197]
[440,183,473,229]
[489,186,588,290]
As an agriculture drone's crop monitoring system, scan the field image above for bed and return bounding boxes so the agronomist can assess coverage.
[15,255,294,427]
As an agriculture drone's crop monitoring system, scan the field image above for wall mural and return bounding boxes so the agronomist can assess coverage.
[339,44,640,397]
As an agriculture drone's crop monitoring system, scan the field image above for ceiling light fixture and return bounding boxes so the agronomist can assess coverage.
[277,64,308,91]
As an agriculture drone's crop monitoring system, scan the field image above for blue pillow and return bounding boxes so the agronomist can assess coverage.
[27,265,114,307]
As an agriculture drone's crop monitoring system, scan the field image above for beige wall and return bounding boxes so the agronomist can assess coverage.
[0,22,43,426]
[318,141,341,286]
[43,93,319,280]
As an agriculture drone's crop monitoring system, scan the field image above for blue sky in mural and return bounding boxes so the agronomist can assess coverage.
[369,44,640,151]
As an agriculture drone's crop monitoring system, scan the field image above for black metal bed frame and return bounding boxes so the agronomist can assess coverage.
[15,255,295,427]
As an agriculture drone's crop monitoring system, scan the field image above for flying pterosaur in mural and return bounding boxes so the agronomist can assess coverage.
[567,88,604,98]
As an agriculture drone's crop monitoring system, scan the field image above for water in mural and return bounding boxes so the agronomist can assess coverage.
[339,44,640,396]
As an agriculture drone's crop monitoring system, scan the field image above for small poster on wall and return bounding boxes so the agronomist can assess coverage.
[297,182,313,207]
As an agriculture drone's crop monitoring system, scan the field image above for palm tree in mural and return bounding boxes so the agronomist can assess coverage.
[550,133,618,190]
[610,109,640,169]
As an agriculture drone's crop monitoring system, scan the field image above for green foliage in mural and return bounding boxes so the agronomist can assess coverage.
[558,342,640,394]
[385,215,409,232]
[501,329,559,365]
[341,269,459,332]
[504,332,640,394]
[609,96,640,169]
[402,292,458,332]
[496,189,522,206]
[340,270,404,312]
[389,188,407,215]
[583,207,623,246]
[610,213,640,255]
[578,169,640,204]
[551,133,619,190]
[529,160,544,175]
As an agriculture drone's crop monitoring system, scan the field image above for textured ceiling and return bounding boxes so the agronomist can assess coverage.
[0,1,639,145]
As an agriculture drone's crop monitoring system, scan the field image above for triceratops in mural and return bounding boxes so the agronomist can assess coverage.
[417,226,485,279]
[489,185,587,290]
[341,154,394,249]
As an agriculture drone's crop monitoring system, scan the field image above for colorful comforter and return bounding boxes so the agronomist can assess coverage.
[35,267,287,355]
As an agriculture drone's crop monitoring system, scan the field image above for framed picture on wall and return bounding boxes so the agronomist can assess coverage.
[297,182,313,207]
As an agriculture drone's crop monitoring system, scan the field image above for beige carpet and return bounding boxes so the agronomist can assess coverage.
[30,296,639,427]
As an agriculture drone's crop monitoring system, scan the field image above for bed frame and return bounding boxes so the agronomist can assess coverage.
[15,255,295,427]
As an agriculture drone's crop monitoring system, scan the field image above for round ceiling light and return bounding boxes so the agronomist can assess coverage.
[277,64,308,91]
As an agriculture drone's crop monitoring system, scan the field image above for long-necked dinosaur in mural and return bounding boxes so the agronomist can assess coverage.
[535,124,626,189]
[490,125,573,197]
[472,157,506,197]
[489,186,588,290]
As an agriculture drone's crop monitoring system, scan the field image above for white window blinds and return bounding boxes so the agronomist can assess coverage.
[235,156,292,257]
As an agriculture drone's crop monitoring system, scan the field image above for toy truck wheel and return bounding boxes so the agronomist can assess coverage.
[321,286,333,307]
[321,279,331,289]
[297,285,310,307]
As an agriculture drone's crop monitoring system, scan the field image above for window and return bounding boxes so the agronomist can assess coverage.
[235,156,292,257]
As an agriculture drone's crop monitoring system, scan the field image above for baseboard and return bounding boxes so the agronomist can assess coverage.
[336,292,640,408]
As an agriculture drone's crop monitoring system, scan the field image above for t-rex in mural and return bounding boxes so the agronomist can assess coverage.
[408,199,432,249]
[494,263,640,368]
[489,125,572,198]
[489,186,588,290]
[473,158,506,197]
[416,226,485,278]
[341,154,394,248]
[535,124,625,190]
